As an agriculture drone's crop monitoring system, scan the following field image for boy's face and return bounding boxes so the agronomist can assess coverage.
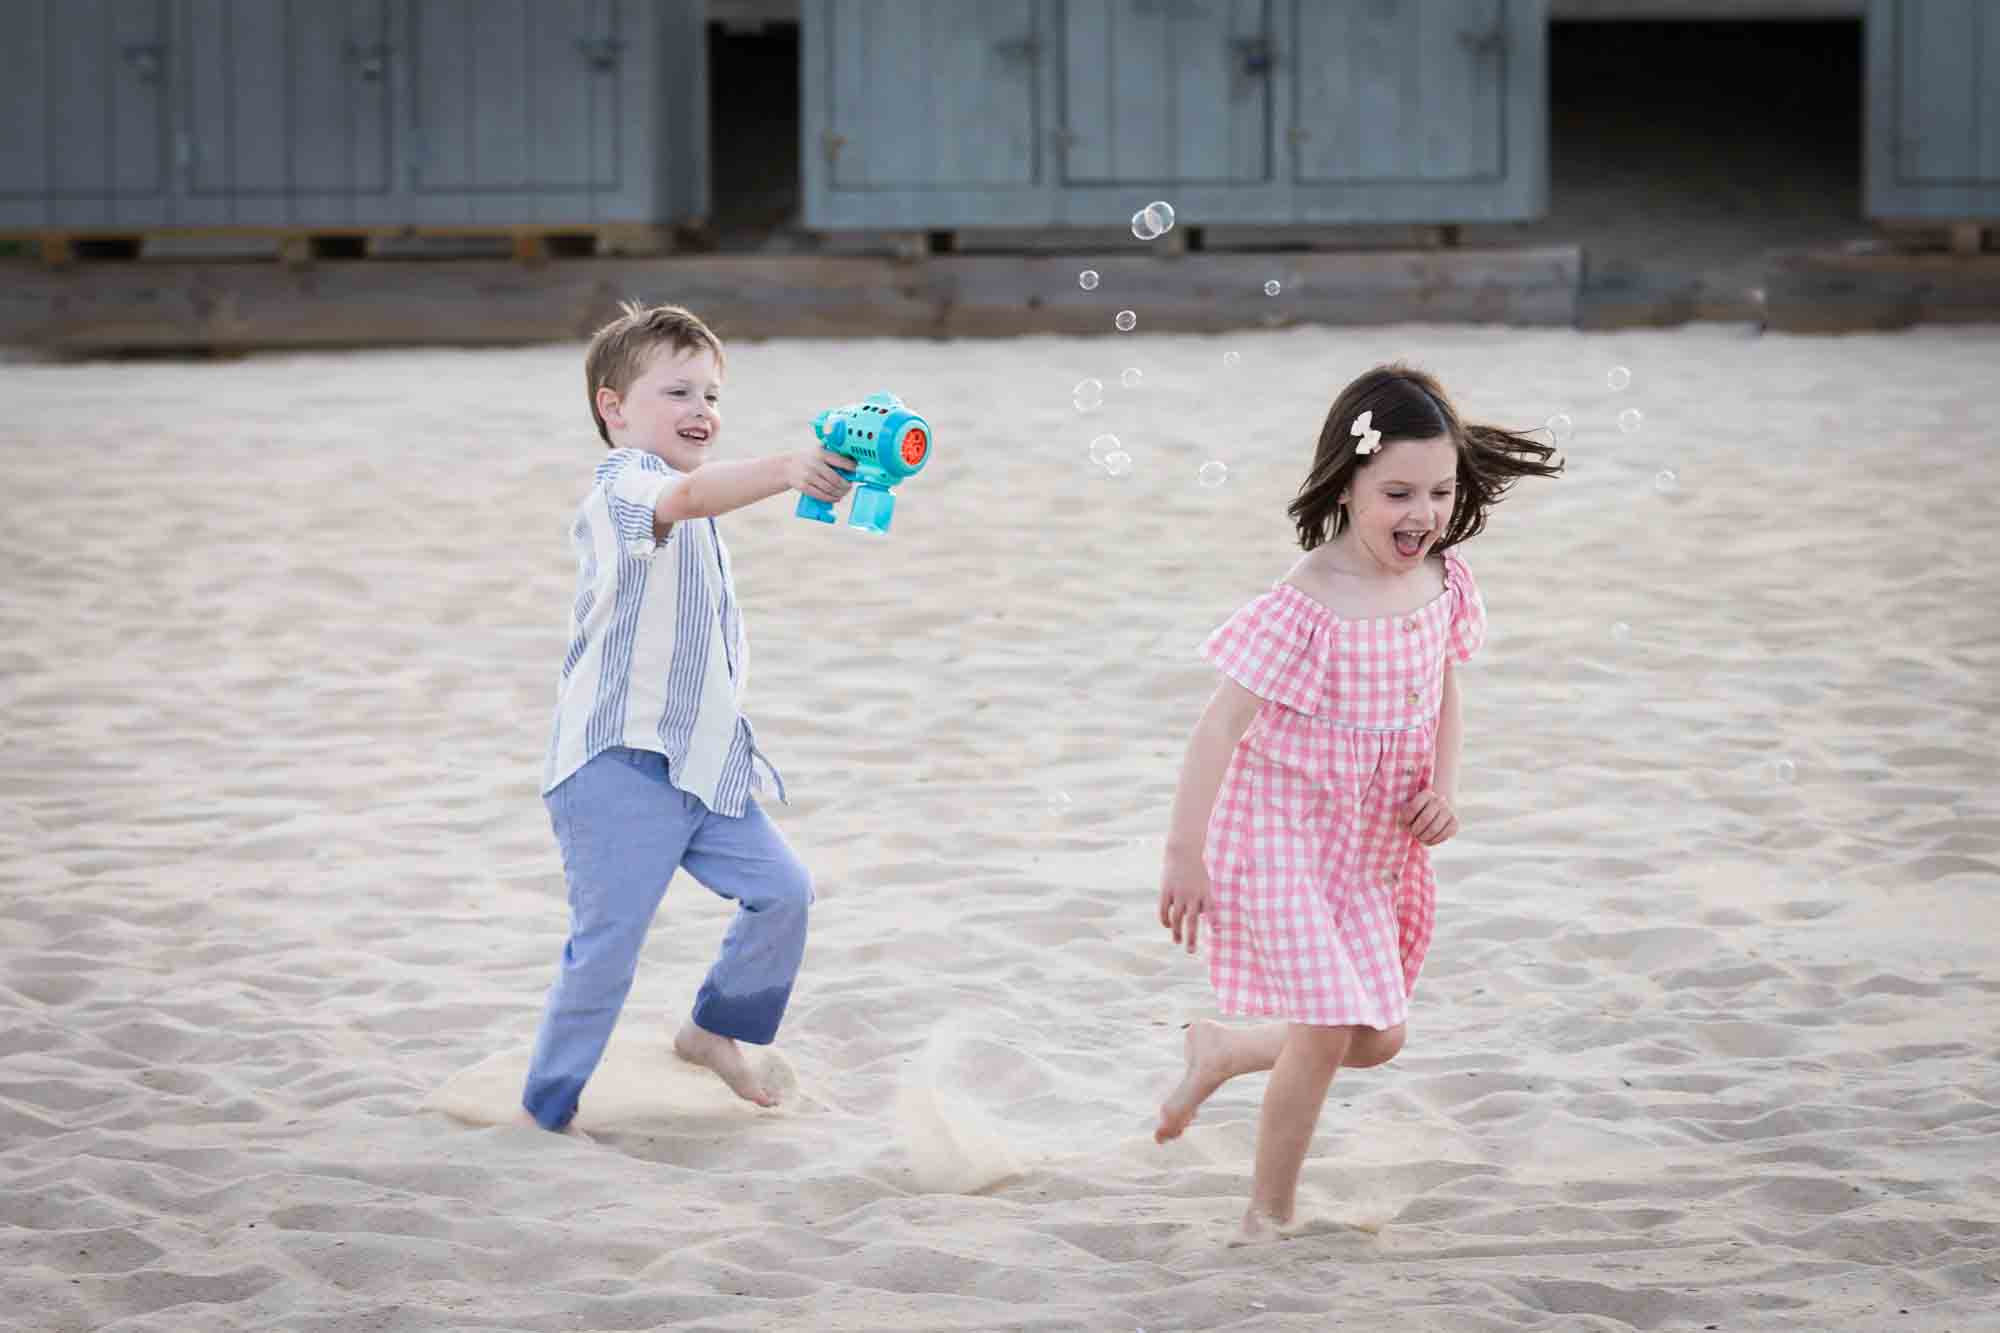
[598,344,723,471]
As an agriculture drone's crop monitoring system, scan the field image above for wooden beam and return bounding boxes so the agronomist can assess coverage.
[1762,246,2000,332]
[597,224,675,258]
[0,247,1585,351]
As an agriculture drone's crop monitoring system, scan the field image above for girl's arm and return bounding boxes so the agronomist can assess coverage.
[1159,678,1260,950]
[1164,679,1261,865]
[1432,661,1464,801]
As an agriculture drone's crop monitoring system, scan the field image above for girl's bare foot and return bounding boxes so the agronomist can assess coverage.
[674,1020,778,1108]
[1228,1206,1290,1247]
[1156,1019,1232,1143]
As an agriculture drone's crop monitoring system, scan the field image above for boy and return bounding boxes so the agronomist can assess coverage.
[520,301,853,1132]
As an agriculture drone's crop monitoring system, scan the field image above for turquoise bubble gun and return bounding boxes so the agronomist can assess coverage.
[796,391,933,534]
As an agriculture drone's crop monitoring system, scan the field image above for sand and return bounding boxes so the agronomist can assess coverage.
[2,322,1997,1332]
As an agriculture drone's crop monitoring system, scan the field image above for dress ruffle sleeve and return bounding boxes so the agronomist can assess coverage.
[1443,551,1487,665]
[1199,589,1327,714]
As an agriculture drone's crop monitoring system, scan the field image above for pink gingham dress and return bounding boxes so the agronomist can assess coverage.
[1199,551,1486,1030]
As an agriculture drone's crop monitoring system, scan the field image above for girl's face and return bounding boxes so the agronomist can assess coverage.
[1338,434,1458,572]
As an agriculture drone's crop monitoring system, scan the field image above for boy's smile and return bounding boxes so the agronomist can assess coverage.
[598,345,724,471]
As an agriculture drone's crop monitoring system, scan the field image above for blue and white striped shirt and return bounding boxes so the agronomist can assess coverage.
[541,448,785,816]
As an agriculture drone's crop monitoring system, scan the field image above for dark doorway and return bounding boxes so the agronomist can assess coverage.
[706,20,802,247]
[1482,20,1867,320]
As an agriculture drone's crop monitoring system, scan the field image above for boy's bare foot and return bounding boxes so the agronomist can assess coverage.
[1156,1019,1232,1143]
[509,1108,594,1142]
[674,1020,779,1108]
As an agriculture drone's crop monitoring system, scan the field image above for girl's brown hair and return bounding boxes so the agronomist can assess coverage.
[584,300,727,446]
[1287,363,1563,551]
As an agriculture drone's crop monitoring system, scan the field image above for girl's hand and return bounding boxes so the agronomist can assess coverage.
[1403,789,1459,846]
[788,448,856,503]
[1158,853,1212,954]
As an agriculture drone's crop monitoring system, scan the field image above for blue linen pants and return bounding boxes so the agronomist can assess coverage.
[522,747,812,1131]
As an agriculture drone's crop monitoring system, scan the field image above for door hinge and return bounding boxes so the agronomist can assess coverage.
[344,41,391,83]
[577,37,624,72]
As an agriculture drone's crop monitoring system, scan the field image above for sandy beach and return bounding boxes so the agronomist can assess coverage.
[2,321,1997,1332]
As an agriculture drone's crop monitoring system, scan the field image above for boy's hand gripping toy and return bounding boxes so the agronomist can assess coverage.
[796,392,932,534]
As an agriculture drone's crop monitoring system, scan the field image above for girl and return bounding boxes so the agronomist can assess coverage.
[1152,363,1562,1243]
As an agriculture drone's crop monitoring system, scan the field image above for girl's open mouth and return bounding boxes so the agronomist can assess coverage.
[1393,529,1426,558]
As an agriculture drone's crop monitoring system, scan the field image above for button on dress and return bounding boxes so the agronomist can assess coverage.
[1198,552,1487,1030]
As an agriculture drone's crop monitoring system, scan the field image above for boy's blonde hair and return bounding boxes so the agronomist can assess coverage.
[584,300,726,445]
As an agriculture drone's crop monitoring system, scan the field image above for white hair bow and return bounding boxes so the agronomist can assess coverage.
[1351,410,1382,455]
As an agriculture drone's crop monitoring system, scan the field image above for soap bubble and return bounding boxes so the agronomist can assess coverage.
[1198,460,1229,488]
[1607,366,1632,391]
[1089,433,1120,466]
[1222,350,1242,368]
[1114,310,1137,332]
[1047,789,1073,815]
[1263,279,1281,296]
[1611,620,1631,643]
[1121,367,1143,388]
[1545,412,1574,444]
[1103,450,1133,477]
[1653,468,1678,494]
[1072,377,1104,412]
[1131,200,1175,240]
[1078,269,1100,291]
[1618,408,1644,434]
[1772,758,1797,784]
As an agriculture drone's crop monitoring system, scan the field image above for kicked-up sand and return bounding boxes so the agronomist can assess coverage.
[1,322,1996,1331]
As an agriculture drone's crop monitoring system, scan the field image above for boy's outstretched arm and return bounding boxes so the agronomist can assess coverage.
[654,448,852,535]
